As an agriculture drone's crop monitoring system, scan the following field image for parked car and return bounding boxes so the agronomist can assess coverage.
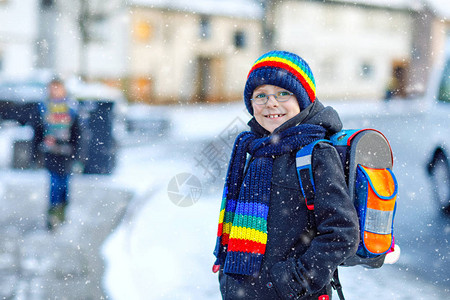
[424,45,450,214]
[0,72,127,174]
[0,74,49,169]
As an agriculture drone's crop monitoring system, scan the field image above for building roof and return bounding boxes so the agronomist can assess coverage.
[127,0,449,21]
[330,0,449,19]
[330,0,414,10]
[126,0,264,19]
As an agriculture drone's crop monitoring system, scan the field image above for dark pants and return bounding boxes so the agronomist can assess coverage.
[49,172,70,207]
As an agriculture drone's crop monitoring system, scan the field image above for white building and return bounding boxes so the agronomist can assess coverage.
[266,0,450,100]
[53,0,128,80]
[0,0,39,78]
[5,0,263,104]
[124,0,263,103]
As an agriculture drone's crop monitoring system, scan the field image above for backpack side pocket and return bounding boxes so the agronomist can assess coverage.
[355,165,397,258]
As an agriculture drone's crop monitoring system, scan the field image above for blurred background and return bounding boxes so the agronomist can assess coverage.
[0,0,449,299]
[1,0,448,104]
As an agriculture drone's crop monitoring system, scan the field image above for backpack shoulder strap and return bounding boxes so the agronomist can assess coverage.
[296,139,330,210]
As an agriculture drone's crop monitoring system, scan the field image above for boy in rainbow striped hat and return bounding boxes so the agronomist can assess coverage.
[213,51,359,300]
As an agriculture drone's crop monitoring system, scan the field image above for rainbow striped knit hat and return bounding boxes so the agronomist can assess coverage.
[244,50,316,115]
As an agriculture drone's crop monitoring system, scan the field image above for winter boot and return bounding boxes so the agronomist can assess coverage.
[46,204,66,231]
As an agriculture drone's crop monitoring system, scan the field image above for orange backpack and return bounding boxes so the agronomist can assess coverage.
[296,129,398,262]
[296,129,398,300]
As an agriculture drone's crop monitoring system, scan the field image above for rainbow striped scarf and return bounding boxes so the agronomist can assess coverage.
[213,124,326,276]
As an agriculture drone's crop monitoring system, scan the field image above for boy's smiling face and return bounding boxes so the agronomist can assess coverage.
[251,84,300,133]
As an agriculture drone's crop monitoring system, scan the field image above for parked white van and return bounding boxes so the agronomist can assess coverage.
[333,41,450,215]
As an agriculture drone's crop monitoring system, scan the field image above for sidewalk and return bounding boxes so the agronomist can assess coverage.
[0,170,134,299]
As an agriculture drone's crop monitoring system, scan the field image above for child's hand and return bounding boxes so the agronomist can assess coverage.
[269,258,307,299]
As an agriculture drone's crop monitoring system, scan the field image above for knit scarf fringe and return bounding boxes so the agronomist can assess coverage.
[213,124,326,276]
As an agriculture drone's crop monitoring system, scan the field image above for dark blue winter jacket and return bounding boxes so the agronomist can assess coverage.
[219,100,359,300]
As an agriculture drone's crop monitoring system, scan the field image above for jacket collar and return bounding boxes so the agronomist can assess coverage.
[248,101,316,137]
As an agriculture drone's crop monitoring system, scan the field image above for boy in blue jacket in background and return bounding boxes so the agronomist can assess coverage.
[40,78,81,230]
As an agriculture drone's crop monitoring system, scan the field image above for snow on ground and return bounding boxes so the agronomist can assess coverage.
[103,188,220,300]
[102,101,449,300]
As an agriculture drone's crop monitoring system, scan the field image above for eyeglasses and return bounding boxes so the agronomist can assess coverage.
[250,91,294,105]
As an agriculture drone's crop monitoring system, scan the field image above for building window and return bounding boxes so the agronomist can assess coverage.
[234,31,246,49]
[200,16,211,39]
[360,62,374,79]
[40,0,54,8]
[438,60,450,103]
[88,14,108,43]
[134,21,153,43]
